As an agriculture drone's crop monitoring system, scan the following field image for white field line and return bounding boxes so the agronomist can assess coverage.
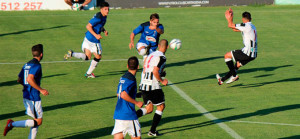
[227,120,300,127]
[0,59,129,65]
[168,81,243,139]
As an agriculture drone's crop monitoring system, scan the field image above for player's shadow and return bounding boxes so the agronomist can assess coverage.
[166,56,223,68]
[100,69,143,77]
[229,77,300,88]
[0,96,116,121]
[0,73,67,87]
[159,104,300,134]
[0,25,69,37]
[279,135,300,139]
[171,64,293,85]
[47,108,233,139]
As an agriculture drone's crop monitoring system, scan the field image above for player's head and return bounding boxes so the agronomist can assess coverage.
[127,56,139,71]
[158,39,168,53]
[242,12,251,22]
[32,44,43,60]
[150,13,159,27]
[100,2,109,16]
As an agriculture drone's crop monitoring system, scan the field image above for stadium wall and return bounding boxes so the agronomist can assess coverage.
[100,0,274,9]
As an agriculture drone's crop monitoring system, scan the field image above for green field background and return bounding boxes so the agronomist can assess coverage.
[0,5,299,139]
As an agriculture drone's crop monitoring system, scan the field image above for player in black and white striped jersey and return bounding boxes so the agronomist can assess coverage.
[217,8,258,85]
[135,39,168,136]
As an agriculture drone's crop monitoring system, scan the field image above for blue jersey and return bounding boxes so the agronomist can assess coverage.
[85,12,107,43]
[133,21,164,52]
[113,72,138,120]
[18,58,42,101]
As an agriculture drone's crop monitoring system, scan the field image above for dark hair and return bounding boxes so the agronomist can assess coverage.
[150,13,159,20]
[159,39,168,48]
[128,56,139,70]
[242,12,251,21]
[32,44,43,57]
[100,1,109,8]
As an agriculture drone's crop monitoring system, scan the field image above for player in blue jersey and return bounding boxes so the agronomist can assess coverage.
[4,44,49,139]
[112,56,144,139]
[129,13,164,60]
[64,2,109,78]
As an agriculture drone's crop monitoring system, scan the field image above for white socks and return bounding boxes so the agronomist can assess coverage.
[86,59,99,74]
[28,126,38,139]
[141,108,147,115]
[72,52,87,60]
[12,120,34,128]
[155,110,163,116]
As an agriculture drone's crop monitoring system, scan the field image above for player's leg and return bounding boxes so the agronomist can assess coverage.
[148,89,165,136]
[64,0,73,6]
[85,43,102,78]
[64,38,91,60]
[136,91,153,117]
[113,133,124,139]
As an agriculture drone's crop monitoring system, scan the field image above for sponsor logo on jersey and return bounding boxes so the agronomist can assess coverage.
[146,36,156,42]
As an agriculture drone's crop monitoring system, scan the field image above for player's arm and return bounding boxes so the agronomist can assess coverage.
[17,77,23,85]
[156,24,164,34]
[118,91,143,108]
[26,74,49,96]
[101,27,108,36]
[86,23,102,40]
[153,66,168,86]
[225,8,240,31]
[129,32,135,49]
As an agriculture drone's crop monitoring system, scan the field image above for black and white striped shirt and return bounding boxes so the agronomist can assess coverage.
[235,22,258,58]
[140,51,166,91]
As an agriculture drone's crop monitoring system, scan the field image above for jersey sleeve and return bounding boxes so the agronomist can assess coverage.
[89,17,101,27]
[235,23,246,31]
[150,56,166,68]
[158,24,164,31]
[29,64,41,76]
[133,25,143,35]
[117,79,133,96]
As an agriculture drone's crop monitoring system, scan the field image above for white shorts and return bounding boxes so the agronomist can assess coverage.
[81,37,102,55]
[136,42,148,51]
[23,98,43,119]
[111,120,141,137]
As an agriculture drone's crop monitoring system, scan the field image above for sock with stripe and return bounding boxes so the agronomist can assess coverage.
[150,110,163,133]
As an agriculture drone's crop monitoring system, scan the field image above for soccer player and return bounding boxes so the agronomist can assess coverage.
[135,39,168,136]
[216,8,257,85]
[129,13,164,60]
[64,0,92,10]
[3,44,49,139]
[112,56,144,139]
[64,2,109,78]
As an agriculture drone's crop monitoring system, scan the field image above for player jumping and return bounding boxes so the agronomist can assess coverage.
[64,2,109,78]
[216,8,257,85]
[129,13,164,60]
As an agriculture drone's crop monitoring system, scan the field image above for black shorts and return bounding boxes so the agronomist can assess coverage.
[232,50,255,66]
[142,89,165,105]
[72,0,85,4]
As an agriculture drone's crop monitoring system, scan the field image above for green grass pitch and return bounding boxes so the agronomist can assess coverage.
[0,5,299,139]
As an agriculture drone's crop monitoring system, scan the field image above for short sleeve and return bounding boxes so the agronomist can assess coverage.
[150,56,160,67]
[118,79,134,95]
[29,64,41,76]
[133,25,143,35]
[18,68,24,78]
[158,24,164,31]
[89,17,101,27]
[235,23,246,31]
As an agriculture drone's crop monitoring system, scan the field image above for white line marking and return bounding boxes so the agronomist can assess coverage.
[0,59,129,65]
[168,81,243,139]
[227,120,300,127]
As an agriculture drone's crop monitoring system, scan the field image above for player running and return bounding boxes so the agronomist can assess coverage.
[3,44,49,139]
[64,2,109,78]
[129,13,164,60]
[135,39,168,136]
[216,8,257,85]
[112,56,144,139]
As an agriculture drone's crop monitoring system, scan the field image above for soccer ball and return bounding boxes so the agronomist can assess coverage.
[169,39,182,50]
[72,3,81,11]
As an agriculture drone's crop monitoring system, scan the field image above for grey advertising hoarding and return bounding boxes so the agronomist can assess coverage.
[102,0,274,9]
